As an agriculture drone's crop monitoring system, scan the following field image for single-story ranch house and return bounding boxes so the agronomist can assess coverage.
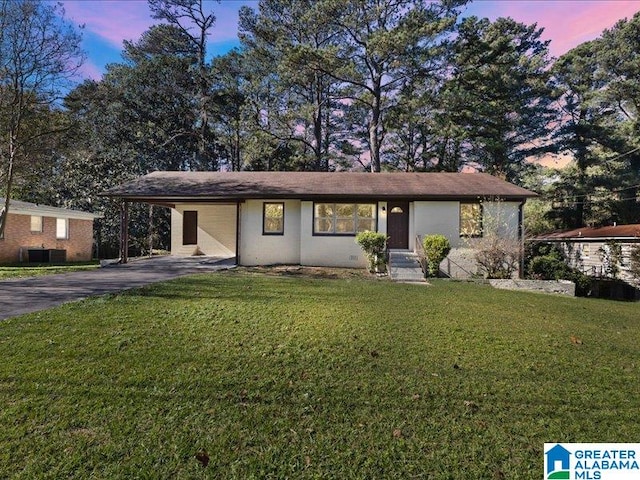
[0,199,102,264]
[105,172,537,275]
[534,224,640,285]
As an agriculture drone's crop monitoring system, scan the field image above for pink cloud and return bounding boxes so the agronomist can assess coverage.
[63,0,253,48]
[77,61,104,81]
[545,1,640,56]
[63,1,152,48]
[480,0,640,57]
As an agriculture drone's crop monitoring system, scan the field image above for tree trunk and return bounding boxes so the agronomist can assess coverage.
[312,73,327,171]
[148,204,154,257]
[119,200,129,264]
[0,132,18,239]
[369,74,383,173]
[369,103,381,172]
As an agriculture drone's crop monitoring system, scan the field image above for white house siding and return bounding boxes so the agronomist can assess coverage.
[377,202,388,237]
[412,201,461,247]
[299,201,369,268]
[239,200,301,265]
[168,199,524,273]
[171,204,236,257]
[559,240,639,285]
[411,200,521,278]
[482,201,520,239]
[411,200,520,246]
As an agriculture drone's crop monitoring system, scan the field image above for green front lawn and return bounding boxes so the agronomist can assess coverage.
[1,272,638,478]
[0,261,99,279]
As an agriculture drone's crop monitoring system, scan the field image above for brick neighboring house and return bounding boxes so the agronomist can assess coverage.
[0,199,102,264]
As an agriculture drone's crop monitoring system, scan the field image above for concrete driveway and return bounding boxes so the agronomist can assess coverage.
[0,256,235,321]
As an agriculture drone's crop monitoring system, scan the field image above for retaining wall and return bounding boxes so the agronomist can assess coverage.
[489,279,576,296]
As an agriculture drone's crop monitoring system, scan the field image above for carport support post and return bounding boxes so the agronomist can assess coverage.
[119,200,129,264]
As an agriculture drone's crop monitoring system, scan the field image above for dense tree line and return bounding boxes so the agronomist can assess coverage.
[1,0,639,256]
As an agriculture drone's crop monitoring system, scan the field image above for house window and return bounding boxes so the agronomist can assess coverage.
[581,243,590,258]
[56,218,69,239]
[30,215,43,233]
[313,203,376,235]
[263,202,284,235]
[460,203,482,237]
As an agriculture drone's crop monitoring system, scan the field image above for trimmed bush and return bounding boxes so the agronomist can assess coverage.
[355,231,388,273]
[422,234,451,277]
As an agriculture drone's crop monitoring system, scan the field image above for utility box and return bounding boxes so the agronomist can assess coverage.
[27,248,67,263]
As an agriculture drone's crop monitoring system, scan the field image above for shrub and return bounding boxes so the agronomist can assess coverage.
[474,236,520,279]
[565,270,592,297]
[598,240,623,279]
[528,254,572,280]
[524,242,567,279]
[527,254,592,296]
[355,231,388,272]
[630,244,640,283]
[422,234,451,277]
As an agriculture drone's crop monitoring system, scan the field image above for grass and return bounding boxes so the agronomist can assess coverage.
[0,261,99,279]
[0,271,638,479]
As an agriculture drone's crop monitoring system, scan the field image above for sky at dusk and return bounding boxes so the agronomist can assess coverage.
[60,0,640,81]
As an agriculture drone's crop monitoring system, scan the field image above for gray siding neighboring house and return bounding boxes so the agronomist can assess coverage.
[104,171,537,276]
[534,224,640,285]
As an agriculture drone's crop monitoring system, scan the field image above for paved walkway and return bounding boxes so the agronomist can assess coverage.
[0,256,235,321]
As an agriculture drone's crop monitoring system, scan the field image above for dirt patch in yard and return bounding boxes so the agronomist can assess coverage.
[233,265,384,281]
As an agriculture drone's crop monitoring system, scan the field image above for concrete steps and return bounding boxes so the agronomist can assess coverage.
[388,250,426,283]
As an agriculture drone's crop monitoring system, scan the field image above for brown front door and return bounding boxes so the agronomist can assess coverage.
[183,210,198,245]
[387,201,409,249]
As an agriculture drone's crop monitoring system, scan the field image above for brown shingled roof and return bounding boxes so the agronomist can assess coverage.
[534,224,640,241]
[102,171,537,202]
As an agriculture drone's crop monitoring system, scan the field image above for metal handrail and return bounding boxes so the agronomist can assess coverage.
[414,235,427,276]
[415,234,476,278]
[442,256,476,279]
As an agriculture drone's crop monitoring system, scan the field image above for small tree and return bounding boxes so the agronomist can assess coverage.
[0,0,84,238]
[422,234,451,277]
[629,244,640,284]
[463,198,523,279]
[598,240,623,279]
[355,231,388,273]
[474,236,521,279]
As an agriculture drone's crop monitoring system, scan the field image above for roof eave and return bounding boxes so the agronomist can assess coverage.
[105,193,535,203]
[533,236,640,242]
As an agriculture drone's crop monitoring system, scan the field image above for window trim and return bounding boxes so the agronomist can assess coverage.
[312,201,378,237]
[459,202,483,238]
[262,202,285,236]
[30,215,43,233]
[56,217,69,240]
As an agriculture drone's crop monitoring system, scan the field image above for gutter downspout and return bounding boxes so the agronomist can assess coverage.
[235,200,241,266]
[518,200,525,279]
[119,200,129,264]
